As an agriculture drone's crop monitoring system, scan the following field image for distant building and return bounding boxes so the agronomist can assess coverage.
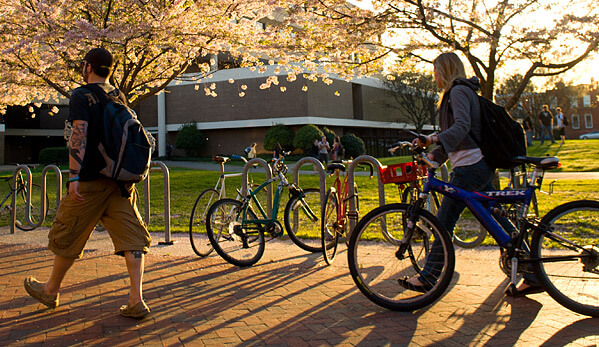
[0,65,419,164]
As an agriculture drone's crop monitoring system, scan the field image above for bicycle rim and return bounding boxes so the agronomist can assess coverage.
[284,188,322,253]
[348,203,455,311]
[322,189,339,265]
[532,200,599,317]
[189,189,219,257]
[206,198,265,267]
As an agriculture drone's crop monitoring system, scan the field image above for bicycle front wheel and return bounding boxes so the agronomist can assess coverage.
[532,200,599,317]
[284,188,322,253]
[321,188,340,265]
[206,198,265,267]
[348,203,455,311]
[189,189,219,257]
[15,183,49,231]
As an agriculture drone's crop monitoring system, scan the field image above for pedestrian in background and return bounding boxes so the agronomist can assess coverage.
[318,136,330,166]
[555,107,567,145]
[522,112,534,147]
[245,142,257,159]
[538,105,555,145]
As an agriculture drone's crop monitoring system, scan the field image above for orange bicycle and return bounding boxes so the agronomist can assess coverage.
[321,161,373,265]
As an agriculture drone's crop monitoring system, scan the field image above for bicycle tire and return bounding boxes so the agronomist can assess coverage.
[284,188,322,253]
[15,183,49,231]
[348,203,455,311]
[321,188,340,265]
[531,200,599,317]
[189,188,219,257]
[206,198,265,267]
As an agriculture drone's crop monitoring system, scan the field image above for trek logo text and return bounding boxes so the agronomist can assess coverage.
[486,190,526,197]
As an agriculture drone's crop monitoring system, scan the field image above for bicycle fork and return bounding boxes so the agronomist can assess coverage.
[395,194,427,260]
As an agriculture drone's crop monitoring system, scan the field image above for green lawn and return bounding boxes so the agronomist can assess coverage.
[1,139,597,236]
[378,139,599,172]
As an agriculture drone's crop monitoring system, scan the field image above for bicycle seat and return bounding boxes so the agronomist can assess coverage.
[327,162,346,173]
[512,156,560,170]
[212,156,230,164]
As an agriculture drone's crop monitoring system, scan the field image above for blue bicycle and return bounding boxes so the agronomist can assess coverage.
[348,148,599,317]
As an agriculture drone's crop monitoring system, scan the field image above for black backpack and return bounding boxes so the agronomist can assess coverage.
[453,82,526,169]
[84,84,153,188]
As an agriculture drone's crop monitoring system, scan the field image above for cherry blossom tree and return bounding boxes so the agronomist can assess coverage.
[0,0,387,112]
[374,0,599,109]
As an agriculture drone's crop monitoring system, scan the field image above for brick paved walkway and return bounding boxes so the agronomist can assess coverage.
[1,229,598,346]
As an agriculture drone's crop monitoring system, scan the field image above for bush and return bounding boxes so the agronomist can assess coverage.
[321,126,336,145]
[175,122,206,157]
[293,124,323,153]
[264,124,294,151]
[39,147,68,165]
[341,133,366,159]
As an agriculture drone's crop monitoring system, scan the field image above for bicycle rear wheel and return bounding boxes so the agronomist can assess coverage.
[15,183,49,231]
[348,203,455,311]
[532,200,599,317]
[189,189,219,257]
[284,188,322,253]
[321,188,340,265]
[206,198,265,267]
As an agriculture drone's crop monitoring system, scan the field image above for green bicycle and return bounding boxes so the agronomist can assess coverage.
[205,151,321,266]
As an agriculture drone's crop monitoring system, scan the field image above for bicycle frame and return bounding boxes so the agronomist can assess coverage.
[421,169,534,247]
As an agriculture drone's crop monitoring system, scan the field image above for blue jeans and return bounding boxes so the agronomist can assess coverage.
[417,159,537,286]
[539,125,554,144]
[526,130,533,147]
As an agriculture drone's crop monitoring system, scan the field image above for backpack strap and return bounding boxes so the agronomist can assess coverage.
[82,83,127,105]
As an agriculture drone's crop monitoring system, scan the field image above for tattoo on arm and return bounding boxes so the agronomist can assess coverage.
[132,251,143,259]
[69,121,87,177]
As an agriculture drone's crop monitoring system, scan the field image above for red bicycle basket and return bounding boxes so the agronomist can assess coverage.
[379,162,425,184]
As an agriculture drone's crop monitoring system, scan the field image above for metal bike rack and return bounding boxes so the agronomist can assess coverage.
[42,165,63,211]
[291,157,327,234]
[241,158,273,217]
[347,155,386,232]
[292,157,327,205]
[9,164,61,233]
[143,161,172,245]
[9,165,32,234]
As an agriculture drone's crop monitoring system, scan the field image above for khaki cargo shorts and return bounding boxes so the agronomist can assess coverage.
[48,178,151,259]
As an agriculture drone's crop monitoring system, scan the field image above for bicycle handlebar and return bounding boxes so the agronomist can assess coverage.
[230,154,247,163]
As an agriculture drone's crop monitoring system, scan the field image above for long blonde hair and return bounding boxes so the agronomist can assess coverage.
[433,52,467,102]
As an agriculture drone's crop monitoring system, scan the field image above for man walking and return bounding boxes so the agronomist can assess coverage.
[318,136,330,166]
[24,48,152,318]
[538,105,555,145]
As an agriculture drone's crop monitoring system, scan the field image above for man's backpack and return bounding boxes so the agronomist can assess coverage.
[563,116,569,126]
[472,96,526,169]
[244,146,251,155]
[84,84,153,188]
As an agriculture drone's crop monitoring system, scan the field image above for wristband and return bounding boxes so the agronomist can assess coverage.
[68,176,79,182]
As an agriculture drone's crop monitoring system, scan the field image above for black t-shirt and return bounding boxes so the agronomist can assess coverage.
[68,83,121,181]
[539,111,553,126]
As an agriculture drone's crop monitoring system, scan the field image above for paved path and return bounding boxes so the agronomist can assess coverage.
[1,226,598,346]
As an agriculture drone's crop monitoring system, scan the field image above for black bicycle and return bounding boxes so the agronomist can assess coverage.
[0,169,49,231]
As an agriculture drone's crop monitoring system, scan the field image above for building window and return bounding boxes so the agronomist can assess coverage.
[550,96,557,109]
[583,95,591,107]
[570,96,578,108]
[584,114,593,128]
[572,114,580,129]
